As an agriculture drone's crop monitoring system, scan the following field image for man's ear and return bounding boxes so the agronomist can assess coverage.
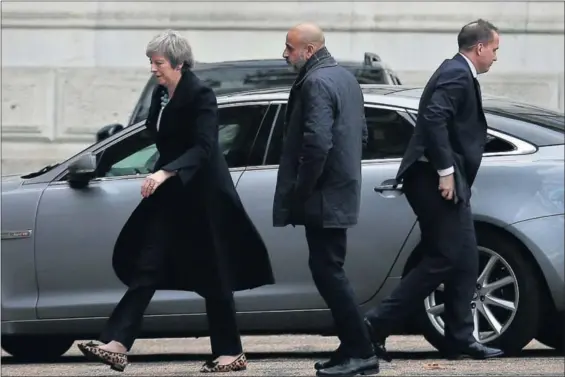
[307,43,316,55]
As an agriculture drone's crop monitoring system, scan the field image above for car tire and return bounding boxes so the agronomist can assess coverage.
[1,335,74,361]
[535,312,564,352]
[416,227,541,356]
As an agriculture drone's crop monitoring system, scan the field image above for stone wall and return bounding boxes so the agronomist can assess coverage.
[2,1,564,175]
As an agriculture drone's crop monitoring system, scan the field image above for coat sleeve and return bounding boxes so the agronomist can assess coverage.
[295,78,334,199]
[160,85,218,185]
[419,67,469,172]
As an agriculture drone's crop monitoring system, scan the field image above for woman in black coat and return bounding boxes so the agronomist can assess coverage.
[77,29,275,373]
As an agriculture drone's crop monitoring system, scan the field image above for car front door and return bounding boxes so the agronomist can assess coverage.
[34,101,275,319]
[233,102,418,312]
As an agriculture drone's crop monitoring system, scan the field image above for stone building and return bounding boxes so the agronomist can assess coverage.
[1,1,564,174]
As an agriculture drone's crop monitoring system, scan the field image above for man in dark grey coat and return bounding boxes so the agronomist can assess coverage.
[273,23,378,376]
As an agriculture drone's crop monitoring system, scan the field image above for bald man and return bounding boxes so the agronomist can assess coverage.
[273,24,379,376]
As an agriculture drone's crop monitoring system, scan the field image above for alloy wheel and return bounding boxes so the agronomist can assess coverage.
[424,246,519,343]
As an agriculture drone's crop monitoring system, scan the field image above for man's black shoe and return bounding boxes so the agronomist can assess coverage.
[315,349,345,370]
[316,356,380,376]
[363,318,392,362]
[445,342,504,360]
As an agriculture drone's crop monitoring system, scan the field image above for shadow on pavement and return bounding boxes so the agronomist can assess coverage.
[2,348,562,365]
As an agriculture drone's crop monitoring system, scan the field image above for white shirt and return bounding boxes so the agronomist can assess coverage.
[420,53,478,177]
[459,52,478,78]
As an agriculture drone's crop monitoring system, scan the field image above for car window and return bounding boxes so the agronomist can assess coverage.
[95,128,155,178]
[98,103,272,178]
[108,143,158,177]
[264,105,414,165]
[363,107,414,160]
[217,103,273,168]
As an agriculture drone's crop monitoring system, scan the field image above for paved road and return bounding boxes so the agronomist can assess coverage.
[2,335,563,376]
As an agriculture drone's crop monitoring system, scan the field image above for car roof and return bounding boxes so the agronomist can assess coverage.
[216,84,423,108]
[192,55,391,72]
[217,84,558,113]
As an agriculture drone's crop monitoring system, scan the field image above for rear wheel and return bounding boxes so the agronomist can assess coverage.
[418,228,541,355]
[1,335,74,361]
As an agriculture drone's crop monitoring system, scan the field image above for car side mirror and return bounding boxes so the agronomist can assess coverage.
[67,153,97,189]
[96,123,124,142]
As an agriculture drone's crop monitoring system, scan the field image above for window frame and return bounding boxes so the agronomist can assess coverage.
[214,100,273,170]
[362,104,416,163]
[255,102,419,170]
[405,109,537,157]
[51,101,274,185]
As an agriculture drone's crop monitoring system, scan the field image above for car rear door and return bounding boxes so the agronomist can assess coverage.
[233,102,418,311]
[34,101,276,319]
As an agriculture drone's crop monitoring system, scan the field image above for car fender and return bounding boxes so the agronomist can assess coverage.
[1,181,46,322]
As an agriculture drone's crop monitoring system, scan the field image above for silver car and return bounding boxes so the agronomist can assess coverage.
[2,85,563,361]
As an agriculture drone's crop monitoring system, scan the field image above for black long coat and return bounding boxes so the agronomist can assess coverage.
[272,47,368,229]
[112,70,275,297]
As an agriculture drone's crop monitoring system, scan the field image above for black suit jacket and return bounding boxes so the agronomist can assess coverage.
[396,53,487,203]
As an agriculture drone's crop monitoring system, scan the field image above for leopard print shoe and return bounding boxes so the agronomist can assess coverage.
[200,353,247,373]
[77,341,103,361]
[77,342,128,372]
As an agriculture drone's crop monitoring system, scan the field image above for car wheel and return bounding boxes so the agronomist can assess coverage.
[417,228,541,355]
[536,312,564,352]
[1,335,74,361]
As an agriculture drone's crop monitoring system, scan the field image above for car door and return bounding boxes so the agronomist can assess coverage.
[233,102,418,312]
[34,101,275,319]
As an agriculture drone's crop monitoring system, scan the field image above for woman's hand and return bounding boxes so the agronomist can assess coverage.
[141,170,176,198]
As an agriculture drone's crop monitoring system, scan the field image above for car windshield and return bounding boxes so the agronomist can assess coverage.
[196,65,298,94]
[195,65,388,93]
[20,163,60,179]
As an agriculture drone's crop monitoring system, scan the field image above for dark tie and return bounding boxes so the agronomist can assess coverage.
[474,78,482,102]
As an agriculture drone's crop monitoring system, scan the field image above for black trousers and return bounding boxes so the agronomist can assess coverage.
[305,227,374,359]
[365,162,478,346]
[99,203,242,356]
[99,286,242,356]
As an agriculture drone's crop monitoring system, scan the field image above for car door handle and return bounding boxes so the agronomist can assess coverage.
[374,183,403,193]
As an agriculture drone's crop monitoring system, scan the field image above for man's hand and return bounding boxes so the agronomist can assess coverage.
[141,170,176,198]
[438,173,455,201]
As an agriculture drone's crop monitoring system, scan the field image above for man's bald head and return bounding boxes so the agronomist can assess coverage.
[291,23,325,48]
[283,22,326,72]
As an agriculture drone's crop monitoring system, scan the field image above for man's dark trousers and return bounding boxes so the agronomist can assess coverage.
[365,161,479,346]
[306,226,374,358]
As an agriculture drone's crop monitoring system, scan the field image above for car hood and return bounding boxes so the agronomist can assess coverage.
[1,174,24,192]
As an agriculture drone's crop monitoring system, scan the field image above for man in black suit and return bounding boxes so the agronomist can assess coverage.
[364,19,504,360]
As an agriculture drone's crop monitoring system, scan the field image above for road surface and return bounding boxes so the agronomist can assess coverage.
[2,335,563,376]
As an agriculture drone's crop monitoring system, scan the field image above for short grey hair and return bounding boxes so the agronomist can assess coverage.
[145,29,194,69]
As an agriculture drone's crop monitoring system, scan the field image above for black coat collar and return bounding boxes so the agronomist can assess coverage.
[154,69,199,110]
[293,47,337,88]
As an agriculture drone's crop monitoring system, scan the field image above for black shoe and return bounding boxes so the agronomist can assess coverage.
[316,356,380,376]
[315,349,346,370]
[445,342,504,360]
[363,318,392,362]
